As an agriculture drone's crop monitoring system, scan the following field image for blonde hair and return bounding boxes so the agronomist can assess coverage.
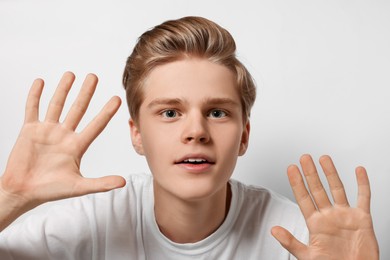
[122,16,256,123]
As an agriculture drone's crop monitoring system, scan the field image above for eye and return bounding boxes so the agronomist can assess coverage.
[161,109,178,118]
[208,109,227,118]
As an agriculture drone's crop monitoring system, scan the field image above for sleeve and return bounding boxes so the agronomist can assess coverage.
[0,198,93,260]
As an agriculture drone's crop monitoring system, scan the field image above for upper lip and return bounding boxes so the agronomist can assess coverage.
[175,154,215,164]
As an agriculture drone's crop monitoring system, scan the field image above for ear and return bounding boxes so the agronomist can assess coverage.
[129,119,145,155]
[238,120,250,156]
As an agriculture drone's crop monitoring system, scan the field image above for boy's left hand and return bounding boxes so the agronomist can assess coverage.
[272,154,379,260]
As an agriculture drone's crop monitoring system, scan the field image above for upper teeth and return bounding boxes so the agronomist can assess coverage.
[184,159,206,163]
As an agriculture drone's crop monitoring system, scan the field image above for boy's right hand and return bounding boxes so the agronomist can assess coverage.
[0,72,126,222]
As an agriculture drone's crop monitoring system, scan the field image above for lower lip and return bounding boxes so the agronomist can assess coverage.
[176,163,213,173]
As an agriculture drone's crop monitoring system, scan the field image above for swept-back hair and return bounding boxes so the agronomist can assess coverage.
[123,16,256,123]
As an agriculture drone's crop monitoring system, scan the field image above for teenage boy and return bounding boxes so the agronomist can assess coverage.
[0,16,379,259]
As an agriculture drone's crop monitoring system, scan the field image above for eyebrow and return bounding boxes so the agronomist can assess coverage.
[147,97,240,109]
[147,98,183,109]
[202,97,240,107]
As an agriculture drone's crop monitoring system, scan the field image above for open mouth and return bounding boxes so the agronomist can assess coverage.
[175,157,215,165]
[175,157,215,172]
[180,159,209,164]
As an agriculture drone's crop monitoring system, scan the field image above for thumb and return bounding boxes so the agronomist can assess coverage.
[271,226,307,258]
[74,175,126,196]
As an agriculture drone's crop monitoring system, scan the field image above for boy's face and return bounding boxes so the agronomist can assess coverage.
[130,58,250,201]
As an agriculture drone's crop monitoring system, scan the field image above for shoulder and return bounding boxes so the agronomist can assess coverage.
[126,172,153,188]
[84,173,152,202]
[229,179,308,242]
[74,174,153,216]
[230,179,299,211]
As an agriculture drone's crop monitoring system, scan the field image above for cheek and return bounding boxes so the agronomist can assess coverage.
[214,125,243,155]
[141,134,168,174]
[140,124,177,161]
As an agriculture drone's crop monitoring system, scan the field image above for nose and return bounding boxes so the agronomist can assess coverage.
[181,111,210,144]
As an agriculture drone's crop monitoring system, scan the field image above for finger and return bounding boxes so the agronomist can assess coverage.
[72,175,126,197]
[319,155,349,207]
[24,78,44,123]
[356,166,371,213]
[78,96,121,152]
[44,72,75,122]
[271,226,307,259]
[63,74,98,130]
[287,165,317,219]
[300,154,332,209]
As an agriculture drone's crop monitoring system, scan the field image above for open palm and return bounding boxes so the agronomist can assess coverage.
[272,155,379,260]
[1,72,125,210]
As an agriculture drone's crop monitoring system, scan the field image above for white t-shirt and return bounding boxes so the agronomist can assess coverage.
[0,174,308,259]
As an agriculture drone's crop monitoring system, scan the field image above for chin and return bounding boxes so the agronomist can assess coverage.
[170,178,228,202]
[152,167,231,202]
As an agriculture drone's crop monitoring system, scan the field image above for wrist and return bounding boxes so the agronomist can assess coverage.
[0,178,35,231]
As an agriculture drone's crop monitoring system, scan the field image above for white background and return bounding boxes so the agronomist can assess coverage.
[0,0,389,258]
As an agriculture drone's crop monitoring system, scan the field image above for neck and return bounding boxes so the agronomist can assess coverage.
[154,182,231,243]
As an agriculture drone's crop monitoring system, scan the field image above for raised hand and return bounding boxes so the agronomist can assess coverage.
[0,72,126,218]
[272,154,379,260]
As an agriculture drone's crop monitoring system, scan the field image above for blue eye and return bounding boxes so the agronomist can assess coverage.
[162,110,177,118]
[209,109,227,118]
